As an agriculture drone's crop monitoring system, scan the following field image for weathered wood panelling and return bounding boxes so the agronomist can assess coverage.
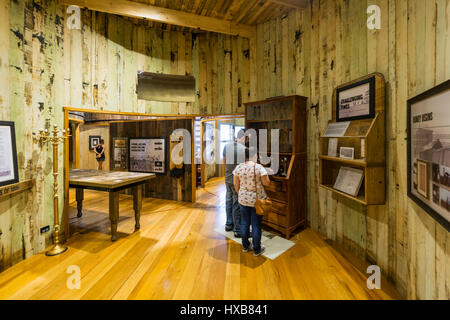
[0,0,251,271]
[251,1,450,300]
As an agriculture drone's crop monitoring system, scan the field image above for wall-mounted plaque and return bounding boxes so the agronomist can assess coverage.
[130,138,166,174]
[0,121,19,187]
[336,76,375,122]
[408,80,450,231]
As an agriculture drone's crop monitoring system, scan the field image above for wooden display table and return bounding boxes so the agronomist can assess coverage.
[69,169,155,241]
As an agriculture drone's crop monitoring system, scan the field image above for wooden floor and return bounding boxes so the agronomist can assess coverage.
[0,178,401,300]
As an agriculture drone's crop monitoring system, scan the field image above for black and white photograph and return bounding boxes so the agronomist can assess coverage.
[408,80,450,230]
[339,147,355,160]
[130,138,166,174]
[89,135,101,150]
[439,165,450,188]
[0,121,19,187]
[432,163,440,183]
[112,137,128,170]
[336,77,375,122]
[432,184,440,205]
[439,187,450,212]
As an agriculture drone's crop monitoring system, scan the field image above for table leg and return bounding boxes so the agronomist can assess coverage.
[109,191,119,241]
[133,185,142,231]
[76,188,84,218]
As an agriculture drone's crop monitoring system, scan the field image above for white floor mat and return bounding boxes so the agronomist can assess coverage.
[214,226,296,260]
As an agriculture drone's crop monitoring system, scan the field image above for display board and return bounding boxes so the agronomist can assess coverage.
[0,121,19,187]
[408,80,450,231]
[130,138,166,174]
[336,76,375,122]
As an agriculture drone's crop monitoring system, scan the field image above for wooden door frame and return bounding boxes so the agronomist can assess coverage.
[199,115,245,188]
[63,106,203,241]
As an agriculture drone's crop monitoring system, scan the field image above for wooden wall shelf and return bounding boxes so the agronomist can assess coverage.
[319,73,386,206]
[0,180,34,199]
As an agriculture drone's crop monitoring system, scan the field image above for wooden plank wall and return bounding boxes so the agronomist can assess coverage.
[65,9,251,115]
[250,1,450,300]
[0,0,251,271]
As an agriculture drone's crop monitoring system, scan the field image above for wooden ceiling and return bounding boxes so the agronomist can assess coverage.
[61,0,309,37]
[127,0,307,25]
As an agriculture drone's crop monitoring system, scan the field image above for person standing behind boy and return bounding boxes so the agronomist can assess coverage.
[223,129,246,238]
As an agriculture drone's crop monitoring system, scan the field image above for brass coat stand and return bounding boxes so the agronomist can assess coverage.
[34,124,70,256]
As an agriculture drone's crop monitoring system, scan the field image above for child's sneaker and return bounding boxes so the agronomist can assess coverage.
[253,245,266,256]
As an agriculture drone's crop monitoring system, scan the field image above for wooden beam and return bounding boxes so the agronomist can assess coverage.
[269,0,309,9]
[59,0,256,38]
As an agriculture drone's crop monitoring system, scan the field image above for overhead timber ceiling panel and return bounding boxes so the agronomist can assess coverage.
[60,0,309,36]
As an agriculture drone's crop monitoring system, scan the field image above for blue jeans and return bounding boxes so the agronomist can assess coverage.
[240,204,263,252]
[225,182,240,233]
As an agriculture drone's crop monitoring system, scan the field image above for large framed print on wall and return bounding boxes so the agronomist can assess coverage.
[407,80,450,231]
[0,121,19,187]
[130,138,166,174]
[336,76,375,122]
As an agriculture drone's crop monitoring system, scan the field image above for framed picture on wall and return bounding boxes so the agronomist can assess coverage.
[112,137,129,171]
[89,135,101,150]
[0,121,19,187]
[336,76,375,122]
[129,138,166,174]
[407,79,450,231]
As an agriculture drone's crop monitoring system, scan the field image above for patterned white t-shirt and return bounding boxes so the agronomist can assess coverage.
[233,161,268,207]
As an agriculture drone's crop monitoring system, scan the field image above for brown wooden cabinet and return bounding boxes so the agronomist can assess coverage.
[245,95,307,238]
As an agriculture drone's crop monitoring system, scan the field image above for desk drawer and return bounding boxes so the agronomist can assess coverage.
[263,210,287,227]
[266,189,287,203]
[266,180,284,192]
[271,201,288,216]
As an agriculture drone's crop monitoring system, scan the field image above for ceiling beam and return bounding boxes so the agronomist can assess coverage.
[60,0,256,38]
[269,0,309,9]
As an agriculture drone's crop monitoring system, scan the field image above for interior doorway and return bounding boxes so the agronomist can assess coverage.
[199,116,245,188]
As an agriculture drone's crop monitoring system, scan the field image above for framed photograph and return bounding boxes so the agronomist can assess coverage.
[407,79,450,231]
[112,137,129,171]
[336,76,375,122]
[340,147,355,160]
[0,121,19,187]
[89,135,101,150]
[130,138,166,174]
[333,167,364,197]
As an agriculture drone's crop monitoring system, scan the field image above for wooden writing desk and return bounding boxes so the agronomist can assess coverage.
[69,169,155,241]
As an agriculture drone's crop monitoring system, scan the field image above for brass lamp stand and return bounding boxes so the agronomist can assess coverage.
[34,124,70,256]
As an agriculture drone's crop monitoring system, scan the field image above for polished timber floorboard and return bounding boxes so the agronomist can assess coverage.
[0,178,401,300]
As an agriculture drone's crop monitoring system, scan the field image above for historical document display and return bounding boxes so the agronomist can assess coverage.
[408,80,450,230]
[113,137,128,170]
[336,76,375,122]
[130,138,166,174]
[333,167,364,197]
